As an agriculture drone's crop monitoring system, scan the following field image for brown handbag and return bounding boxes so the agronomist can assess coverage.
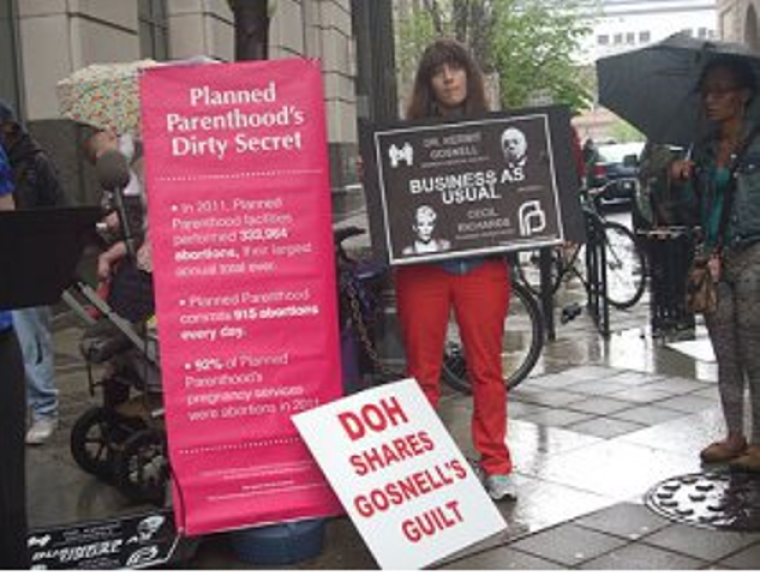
[685,255,717,314]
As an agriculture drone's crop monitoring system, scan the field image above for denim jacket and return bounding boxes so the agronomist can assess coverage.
[689,123,760,252]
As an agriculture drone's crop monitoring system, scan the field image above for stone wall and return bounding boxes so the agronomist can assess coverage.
[15,0,362,203]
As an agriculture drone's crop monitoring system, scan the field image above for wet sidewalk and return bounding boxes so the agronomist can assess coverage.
[30,199,760,569]
[39,294,760,569]
[186,306,760,569]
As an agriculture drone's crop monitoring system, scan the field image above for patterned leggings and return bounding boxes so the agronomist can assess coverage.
[705,242,760,444]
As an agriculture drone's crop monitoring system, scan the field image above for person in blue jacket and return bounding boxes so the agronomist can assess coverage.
[1,100,63,444]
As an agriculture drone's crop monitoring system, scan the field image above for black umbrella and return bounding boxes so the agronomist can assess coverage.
[596,32,760,146]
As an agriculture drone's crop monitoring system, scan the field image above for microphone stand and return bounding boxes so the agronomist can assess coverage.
[96,150,138,263]
[111,183,138,262]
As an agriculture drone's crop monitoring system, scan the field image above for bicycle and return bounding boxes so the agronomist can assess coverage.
[516,182,647,310]
[335,225,395,392]
[336,229,545,392]
[441,263,545,393]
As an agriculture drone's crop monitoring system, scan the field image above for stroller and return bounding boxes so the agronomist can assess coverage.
[63,256,169,506]
[64,224,385,505]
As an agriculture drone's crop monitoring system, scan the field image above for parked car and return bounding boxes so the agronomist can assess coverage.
[587,141,645,209]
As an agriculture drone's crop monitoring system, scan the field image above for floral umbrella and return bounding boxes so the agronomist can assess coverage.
[56,59,159,136]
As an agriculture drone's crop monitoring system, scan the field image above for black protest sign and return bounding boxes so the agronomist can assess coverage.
[27,509,180,570]
[360,106,582,265]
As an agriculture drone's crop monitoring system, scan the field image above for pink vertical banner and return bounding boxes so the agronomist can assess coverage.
[140,59,343,536]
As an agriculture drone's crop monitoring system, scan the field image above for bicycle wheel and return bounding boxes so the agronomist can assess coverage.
[442,281,544,393]
[602,221,647,309]
[515,248,561,297]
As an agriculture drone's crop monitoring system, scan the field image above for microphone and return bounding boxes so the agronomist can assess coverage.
[95,150,137,261]
[96,150,131,191]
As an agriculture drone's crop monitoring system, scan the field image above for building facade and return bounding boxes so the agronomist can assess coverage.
[717,0,760,48]
[581,0,717,63]
[575,0,718,141]
[0,0,391,201]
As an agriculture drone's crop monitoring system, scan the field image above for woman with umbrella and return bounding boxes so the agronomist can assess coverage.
[671,55,760,471]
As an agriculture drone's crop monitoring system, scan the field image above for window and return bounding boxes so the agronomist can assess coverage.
[613,33,623,44]
[639,31,651,43]
[139,0,169,60]
[625,32,635,44]
[598,34,609,45]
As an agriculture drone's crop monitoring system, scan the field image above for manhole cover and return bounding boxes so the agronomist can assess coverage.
[645,471,760,531]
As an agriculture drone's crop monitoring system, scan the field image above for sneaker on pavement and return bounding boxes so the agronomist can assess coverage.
[26,418,58,445]
[485,474,517,501]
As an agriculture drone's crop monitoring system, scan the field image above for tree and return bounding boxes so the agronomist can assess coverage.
[493,0,596,112]
[229,0,271,61]
[396,0,598,111]
[410,0,498,72]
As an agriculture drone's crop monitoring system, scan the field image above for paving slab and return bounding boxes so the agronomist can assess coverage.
[564,416,646,439]
[719,542,760,569]
[510,524,627,566]
[640,523,760,563]
[572,501,672,540]
[576,542,706,570]
[440,546,566,570]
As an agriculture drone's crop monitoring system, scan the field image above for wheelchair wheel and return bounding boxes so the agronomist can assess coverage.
[113,428,168,505]
[70,407,145,481]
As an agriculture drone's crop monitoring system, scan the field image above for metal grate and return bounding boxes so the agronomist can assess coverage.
[645,471,760,531]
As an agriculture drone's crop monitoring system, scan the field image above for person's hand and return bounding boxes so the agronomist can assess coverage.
[97,253,112,281]
[137,241,153,273]
[103,211,120,230]
[670,159,695,182]
[97,241,128,280]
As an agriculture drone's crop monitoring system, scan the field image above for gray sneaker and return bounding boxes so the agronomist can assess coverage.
[485,474,517,501]
[26,417,58,445]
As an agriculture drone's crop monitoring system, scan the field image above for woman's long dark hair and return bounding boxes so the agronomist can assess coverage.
[406,39,489,120]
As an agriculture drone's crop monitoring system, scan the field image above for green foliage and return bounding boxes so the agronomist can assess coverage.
[493,0,595,110]
[608,119,644,143]
[395,0,598,112]
[395,9,438,89]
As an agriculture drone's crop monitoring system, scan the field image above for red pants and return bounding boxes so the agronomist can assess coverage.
[395,259,512,476]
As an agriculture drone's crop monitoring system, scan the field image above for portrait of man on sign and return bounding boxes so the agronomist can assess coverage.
[501,127,528,169]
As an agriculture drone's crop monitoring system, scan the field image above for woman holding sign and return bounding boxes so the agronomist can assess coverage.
[396,39,515,501]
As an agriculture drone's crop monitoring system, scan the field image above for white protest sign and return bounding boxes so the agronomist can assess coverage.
[292,379,507,570]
